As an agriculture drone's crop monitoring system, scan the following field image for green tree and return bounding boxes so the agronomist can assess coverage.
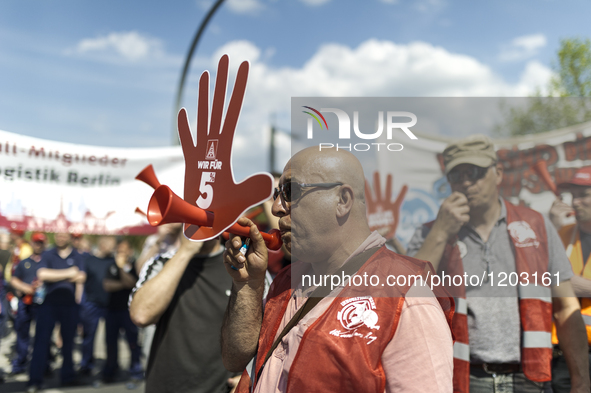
[495,38,591,137]
[549,38,591,97]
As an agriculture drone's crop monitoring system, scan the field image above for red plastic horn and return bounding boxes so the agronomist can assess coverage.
[148,185,283,250]
[532,161,559,196]
[245,206,264,220]
[136,164,161,190]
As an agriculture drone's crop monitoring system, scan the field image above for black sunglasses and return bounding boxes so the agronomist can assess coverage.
[447,164,496,184]
[273,182,344,203]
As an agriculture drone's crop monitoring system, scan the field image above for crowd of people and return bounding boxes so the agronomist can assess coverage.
[1,135,591,393]
[216,138,590,393]
[0,230,151,392]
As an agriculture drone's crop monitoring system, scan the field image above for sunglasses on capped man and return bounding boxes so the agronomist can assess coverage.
[447,163,496,184]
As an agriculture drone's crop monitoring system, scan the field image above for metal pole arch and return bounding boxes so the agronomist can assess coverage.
[172,0,226,145]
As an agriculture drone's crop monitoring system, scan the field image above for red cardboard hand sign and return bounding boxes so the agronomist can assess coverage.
[365,172,408,240]
[178,55,274,241]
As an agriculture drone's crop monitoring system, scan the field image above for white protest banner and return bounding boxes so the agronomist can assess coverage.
[0,129,185,235]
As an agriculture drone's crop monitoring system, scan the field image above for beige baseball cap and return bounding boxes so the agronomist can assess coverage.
[443,135,497,174]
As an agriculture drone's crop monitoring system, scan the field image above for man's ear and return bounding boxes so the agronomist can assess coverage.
[495,162,504,186]
[336,185,354,218]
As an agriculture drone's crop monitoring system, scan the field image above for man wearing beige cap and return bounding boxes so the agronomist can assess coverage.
[407,135,589,393]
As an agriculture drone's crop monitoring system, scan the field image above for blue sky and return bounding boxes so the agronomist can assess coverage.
[1,0,590,176]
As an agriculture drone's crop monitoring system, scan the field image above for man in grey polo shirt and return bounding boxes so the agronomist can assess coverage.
[407,135,589,393]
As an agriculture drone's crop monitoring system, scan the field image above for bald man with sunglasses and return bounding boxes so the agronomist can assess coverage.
[407,135,589,393]
[222,147,454,393]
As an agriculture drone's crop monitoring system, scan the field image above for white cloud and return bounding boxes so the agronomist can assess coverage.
[216,39,551,99]
[213,40,262,65]
[499,33,547,62]
[300,0,331,6]
[514,34,547,51]
[71,31,165,62]
[226,0,264,14]
[192,39,553,176]
[515,60,554,95]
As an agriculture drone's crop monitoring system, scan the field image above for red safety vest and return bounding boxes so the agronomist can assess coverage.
[431,200,553,393]
[235,246,454,393]
[552,224,591,345]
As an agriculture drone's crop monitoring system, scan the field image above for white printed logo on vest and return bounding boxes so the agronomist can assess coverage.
[507,221,540,248]
[330,296,380,345]
[456,240,468,258]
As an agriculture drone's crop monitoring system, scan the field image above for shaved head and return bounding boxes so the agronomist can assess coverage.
[289,147,367,205]
[273,147,371,271]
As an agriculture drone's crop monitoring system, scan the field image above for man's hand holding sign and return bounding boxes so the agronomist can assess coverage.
[136,55,281,250]
[130,55,287,393]
[177,55,274,241]
[131,55,281,331]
